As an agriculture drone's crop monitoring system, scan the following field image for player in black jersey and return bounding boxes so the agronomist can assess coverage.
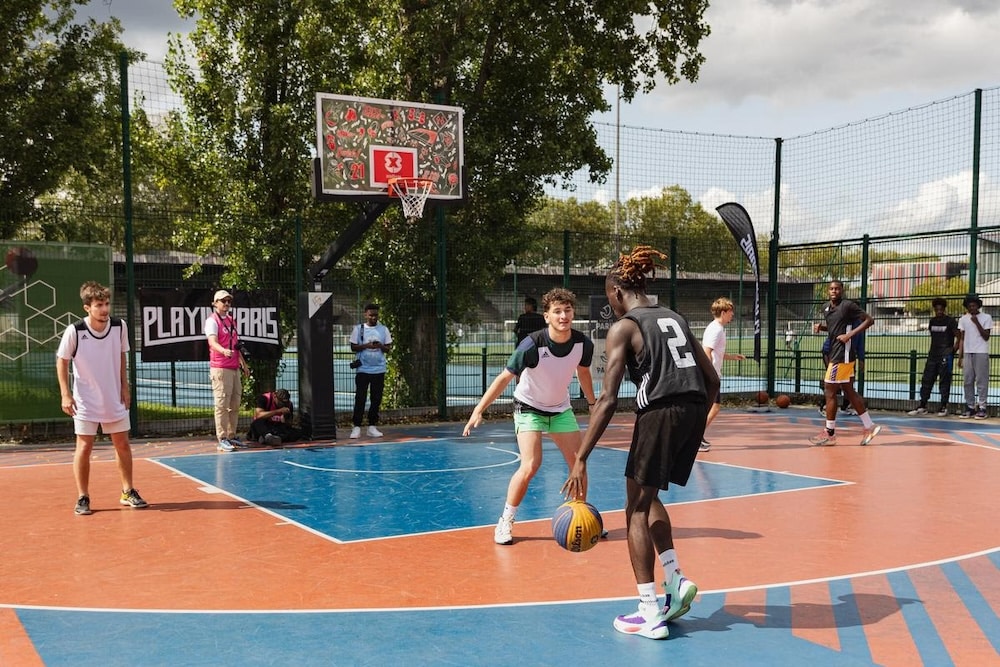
[811,280,880,446]
[562,246,719,640]
[907,298,959,416]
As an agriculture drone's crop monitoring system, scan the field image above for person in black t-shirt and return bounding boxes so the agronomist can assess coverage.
[561,245,719,641]
[908,298,959,417]
[513,296,546,344]
[811,280,880,446]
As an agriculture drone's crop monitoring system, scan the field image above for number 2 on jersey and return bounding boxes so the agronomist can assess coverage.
[657,317,696,368]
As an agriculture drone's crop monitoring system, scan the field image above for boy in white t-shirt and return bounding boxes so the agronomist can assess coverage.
[700,297,745,451]
[957,294,993,419]
[56,281,147,515]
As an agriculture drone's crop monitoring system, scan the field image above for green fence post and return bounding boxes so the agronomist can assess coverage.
[768,138,782,397]
[481,347,488,395]
[858,235,870,397]
[970,88,982,291]
[794,348,801,393]
[563,230,570,288]
[437,205,447,418]
[119,51,138,432]
[669,237,678,312]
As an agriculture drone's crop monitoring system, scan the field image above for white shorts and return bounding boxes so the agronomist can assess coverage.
[74,415,130,436]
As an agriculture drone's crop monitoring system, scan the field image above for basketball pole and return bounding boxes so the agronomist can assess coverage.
[299,185,391,440]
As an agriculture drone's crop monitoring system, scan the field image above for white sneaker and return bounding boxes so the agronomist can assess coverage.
[907,407,928,416]
[367,426,383,437]
[613,605,669,639]
[494,516,514,545]
[937,407,949,417]
[663,574,698,621]
[349,426,361,439]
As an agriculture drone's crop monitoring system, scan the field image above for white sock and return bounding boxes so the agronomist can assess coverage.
[860,411,874,429]
[502,504,518,521]
[826,419,836,433]
[659,549,679,586]
[637,582,659,610]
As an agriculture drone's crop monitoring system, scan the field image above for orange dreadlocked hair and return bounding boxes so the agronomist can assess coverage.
[609,245,668,290]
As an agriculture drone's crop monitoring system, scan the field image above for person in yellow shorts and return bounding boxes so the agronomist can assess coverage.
[811,280,880,446]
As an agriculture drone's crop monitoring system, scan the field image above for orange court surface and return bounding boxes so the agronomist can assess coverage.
[1,407,999,666]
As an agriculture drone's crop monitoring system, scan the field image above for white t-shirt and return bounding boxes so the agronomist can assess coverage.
[349,323,392,374]
[56,318,130,423]
[959,312,993,354]
[702,319,726,377]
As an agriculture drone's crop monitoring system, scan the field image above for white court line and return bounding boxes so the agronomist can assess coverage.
[280,445,519,474]
[147,458,347,545]
[4,545,998,615]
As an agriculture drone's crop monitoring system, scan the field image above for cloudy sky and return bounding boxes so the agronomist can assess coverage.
[84,0,1000,137]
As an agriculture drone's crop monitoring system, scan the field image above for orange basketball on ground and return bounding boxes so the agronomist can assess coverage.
[756,391,770,405]
[776,394,791,408]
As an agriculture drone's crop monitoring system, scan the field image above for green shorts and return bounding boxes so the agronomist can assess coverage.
[513,408,580,434]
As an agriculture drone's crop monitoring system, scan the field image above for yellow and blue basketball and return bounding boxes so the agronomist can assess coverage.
[551,500,603,552]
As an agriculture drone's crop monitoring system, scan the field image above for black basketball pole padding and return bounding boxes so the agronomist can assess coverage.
[297,291,336,440]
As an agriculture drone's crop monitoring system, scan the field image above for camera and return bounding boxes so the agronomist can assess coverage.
[350,358,362,369]
[238,343,251,361]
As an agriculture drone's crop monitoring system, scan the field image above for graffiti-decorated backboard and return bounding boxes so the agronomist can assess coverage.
[314,93,464,202]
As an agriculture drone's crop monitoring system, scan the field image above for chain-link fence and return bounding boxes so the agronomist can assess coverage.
[4,58,1000,441]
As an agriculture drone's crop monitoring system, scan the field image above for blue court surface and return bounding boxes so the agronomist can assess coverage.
[155,439,843,542]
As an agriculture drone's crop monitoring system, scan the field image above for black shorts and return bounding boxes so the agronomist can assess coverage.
[625,400,708,490]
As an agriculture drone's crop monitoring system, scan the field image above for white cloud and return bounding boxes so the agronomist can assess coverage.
[611,0,1000,136]
[79,0,193,61]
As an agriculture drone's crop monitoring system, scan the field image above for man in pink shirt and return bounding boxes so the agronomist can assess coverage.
[204,290,249,451]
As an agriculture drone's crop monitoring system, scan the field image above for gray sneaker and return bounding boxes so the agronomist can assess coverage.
[120,488,148,508]
[975,406,988,419]
[74,495,92,516]
[217,439,235,452]
[262,433,282,446]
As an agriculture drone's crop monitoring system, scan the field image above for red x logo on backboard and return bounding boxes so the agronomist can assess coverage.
[370,146,417,189]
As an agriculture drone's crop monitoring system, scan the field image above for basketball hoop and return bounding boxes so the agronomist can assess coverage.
[388,177,434,220]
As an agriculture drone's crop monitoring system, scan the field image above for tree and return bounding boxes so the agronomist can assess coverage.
[0,1,128,238]
[523,197,616,268]
[622,186,736,272]
[910,276,968,315]
[156,0,711,406]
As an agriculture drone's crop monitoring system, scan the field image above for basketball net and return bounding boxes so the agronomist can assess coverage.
[388,177,434,220]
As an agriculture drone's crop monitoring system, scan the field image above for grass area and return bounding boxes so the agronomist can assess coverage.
[137,403,213,421]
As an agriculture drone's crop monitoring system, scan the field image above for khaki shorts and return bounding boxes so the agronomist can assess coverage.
[823,361,856,384]
[74,415,130,436]
[513,409,579,434]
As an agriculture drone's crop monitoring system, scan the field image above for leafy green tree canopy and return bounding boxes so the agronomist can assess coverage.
[0,0,127,237]
[152,0,711,406]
